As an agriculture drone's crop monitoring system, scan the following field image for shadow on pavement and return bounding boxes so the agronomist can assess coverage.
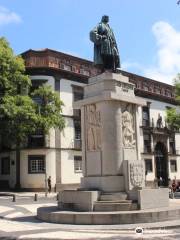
[8,215,41,223]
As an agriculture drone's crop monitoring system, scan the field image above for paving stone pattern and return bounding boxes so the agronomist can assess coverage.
[0,193,180,239]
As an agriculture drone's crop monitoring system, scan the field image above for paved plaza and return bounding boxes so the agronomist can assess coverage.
[0,192,179,239]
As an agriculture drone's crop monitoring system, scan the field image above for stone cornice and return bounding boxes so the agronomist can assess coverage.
[21,48,176,104]
[21,48,101,78]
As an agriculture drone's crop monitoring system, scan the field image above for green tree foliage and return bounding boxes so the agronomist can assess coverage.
[0,37,30,95]
[167,73,180,130]
[32,85,65,134]
[0,37,65,147]
[0,37,37,146]
[0,95,38,145]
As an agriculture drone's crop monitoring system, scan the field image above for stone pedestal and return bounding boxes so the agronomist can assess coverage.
[75,72,146,195]
[58,72,169,210]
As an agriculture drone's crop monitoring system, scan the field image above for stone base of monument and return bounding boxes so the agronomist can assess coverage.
[37,72,171,225]
[37,188,173,225]
[37,202,180,225]
[57,188,169,212]
[57,190,138,212]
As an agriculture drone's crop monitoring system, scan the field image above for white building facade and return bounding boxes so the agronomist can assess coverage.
[0,48,179,190]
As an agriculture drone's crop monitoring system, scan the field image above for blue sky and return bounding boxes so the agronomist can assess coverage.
[0,0,180,84]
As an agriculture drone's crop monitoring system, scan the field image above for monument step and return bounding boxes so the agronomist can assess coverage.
[100,192,127,201]
[95,200,133,203]
[93,201,138,211]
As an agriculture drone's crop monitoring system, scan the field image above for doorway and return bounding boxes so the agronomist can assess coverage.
[155,142,168,186]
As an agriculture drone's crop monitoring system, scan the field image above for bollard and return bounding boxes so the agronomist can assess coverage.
[56,193,59,201]
[34,193,38,201]
[12,194,16,202]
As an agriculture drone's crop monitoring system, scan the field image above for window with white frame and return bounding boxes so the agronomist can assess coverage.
[142,106,150,127]
[169,135,176,154]
[72,85,84,102]
[145,159,153,173]
[28,155,45,174]
[143,132,151,153]
[74,156,82,173]
[170,160,177,173]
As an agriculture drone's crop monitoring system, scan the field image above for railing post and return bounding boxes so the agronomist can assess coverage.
[12,194,16,202]
[34,193,38,201]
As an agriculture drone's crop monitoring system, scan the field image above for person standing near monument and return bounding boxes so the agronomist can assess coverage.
[90,15,120,72]
[47,176,51,193]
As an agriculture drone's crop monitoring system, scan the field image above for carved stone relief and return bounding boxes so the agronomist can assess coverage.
[122,104,136,148]
[130,162,144,188]
[86,104,101,151]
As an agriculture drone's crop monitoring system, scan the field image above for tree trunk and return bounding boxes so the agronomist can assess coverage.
[15,144,21,189]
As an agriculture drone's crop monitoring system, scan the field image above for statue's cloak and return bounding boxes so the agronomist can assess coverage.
[90,22,120,68]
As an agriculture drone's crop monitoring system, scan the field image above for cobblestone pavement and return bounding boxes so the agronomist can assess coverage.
[0,193,180,239]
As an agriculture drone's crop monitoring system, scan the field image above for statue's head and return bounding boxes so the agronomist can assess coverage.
[101,15,109,23]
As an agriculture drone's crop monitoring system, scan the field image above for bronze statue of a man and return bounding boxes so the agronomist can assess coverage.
[90,15,120,72]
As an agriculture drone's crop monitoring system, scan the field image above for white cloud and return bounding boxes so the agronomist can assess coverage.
[122,21,180,85]
[144,21,180,84]
[0,6,22,26]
